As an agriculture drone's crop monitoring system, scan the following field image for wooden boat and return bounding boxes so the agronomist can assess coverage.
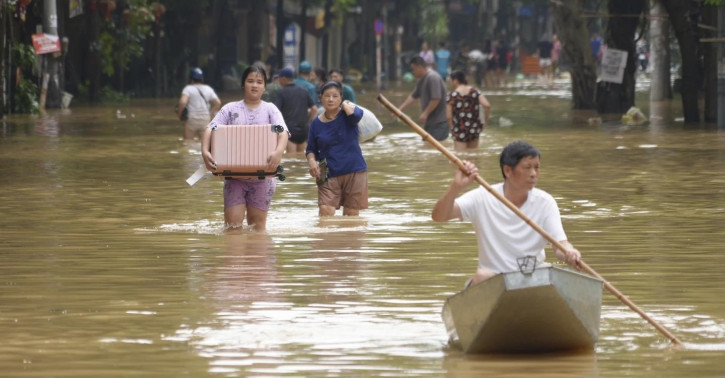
[442,265,603,354]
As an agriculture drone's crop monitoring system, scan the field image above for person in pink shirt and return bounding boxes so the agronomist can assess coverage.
[201,65,290,232]
[552,34,562,77]
[419,41,435,68]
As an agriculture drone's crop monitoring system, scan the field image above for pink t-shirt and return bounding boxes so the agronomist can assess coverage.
[209,100,288,133]
[552,41,562,62]
[420,50,435,66]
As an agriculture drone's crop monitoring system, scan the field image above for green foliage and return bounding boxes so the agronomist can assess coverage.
[77,81,131,104]
[14,77,39,114]
[12,44,39,114]
[13,43,36,71]
[419,0,449,43]
[704,0,722,6]
[98,0,154,80]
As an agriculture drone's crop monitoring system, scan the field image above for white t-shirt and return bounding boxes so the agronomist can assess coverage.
[455,182,567,273]
[182,84,219,120]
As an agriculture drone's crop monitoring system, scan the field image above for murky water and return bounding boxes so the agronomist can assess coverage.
[1,79,724,377]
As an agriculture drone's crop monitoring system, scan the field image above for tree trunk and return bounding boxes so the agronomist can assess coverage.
[88,0,101,103]
[276,0,284,71]
[703,4,717,122]
[649,1,671,101]
[154,19,162,98]
[659,0,700,123]
[299,0,307,62]
[595,0,644,115]
[358,0,374,72]
[1,1,7,117]
[322,0,332,68]
[551,0,597,109]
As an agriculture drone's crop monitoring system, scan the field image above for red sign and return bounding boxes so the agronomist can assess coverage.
[374,19,384,36]
[31,33,61,55]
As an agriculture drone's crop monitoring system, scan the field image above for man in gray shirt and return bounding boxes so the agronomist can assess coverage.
[398,56,449,141]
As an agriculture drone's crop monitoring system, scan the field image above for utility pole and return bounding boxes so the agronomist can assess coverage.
[43,0,61,108]
[1,1,7,117]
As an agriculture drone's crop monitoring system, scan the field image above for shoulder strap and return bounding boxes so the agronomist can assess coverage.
[195,86,207,103]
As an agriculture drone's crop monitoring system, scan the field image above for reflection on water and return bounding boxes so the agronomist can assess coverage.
[1,85,725,376]
[442,352,599,377]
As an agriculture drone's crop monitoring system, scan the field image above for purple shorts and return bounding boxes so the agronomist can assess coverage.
[223,179,277,211]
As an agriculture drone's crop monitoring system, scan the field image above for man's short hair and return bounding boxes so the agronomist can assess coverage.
[329,68,345,78]
[499,141,541,179]
[409,56,426,67]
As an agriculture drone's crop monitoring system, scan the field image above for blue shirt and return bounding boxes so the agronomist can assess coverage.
[435,49,451,78]
[306,106,366,178]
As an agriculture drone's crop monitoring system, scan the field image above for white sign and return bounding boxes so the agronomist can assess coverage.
[600,48,628,84]
[31,33,61,55]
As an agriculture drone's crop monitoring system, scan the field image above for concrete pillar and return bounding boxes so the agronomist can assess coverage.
[43,0,61,108]
[649,2,671,102]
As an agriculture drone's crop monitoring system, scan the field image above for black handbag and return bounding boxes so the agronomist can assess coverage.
[176,105,189,121]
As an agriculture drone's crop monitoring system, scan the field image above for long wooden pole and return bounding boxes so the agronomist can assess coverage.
[377,93,683,347]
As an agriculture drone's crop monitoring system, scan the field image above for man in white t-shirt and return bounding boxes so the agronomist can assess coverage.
[177,67,222,140]
[432,140,581,287]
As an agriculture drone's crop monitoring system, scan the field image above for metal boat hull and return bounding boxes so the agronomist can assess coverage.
[442,266,603,354]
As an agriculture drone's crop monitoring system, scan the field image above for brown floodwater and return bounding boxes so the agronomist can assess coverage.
[1,78,724,377]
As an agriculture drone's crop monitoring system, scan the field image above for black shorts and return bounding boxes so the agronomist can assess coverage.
[288,123,310,144]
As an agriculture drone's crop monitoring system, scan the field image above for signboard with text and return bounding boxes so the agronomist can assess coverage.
[600,48,628,84]
[31,33,61,55]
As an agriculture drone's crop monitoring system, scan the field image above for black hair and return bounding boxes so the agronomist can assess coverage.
[499,141,541,179]
[313,67,327,83]
[241,64,268,88]
[319,80,342,95]
[328,68,345,78]
[409,56,426,67]
[450,70,467,84]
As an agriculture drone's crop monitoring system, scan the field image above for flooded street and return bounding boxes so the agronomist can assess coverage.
[1,79,724,377]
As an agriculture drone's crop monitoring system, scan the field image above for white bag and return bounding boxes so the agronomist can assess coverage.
[357,105,383,142]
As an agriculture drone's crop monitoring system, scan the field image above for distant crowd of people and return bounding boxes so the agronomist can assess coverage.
[418,39,514,89]
[178,33,630,234]
[178,61,365,231]
[176,49,582,293]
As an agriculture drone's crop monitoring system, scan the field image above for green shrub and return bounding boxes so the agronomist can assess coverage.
[12,44,39,114]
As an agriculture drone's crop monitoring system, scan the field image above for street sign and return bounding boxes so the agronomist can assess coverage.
[31,33,61,55]
[374,19,384,36]
[283,24,298,70]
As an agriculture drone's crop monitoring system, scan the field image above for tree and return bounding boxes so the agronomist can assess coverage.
[659,0,701,123]
[551,0,598,109]
[595,0,645,114]
[419,0,449,45]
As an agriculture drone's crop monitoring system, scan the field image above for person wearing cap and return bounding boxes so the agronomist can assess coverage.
[294,60,319,106]
[177,67,222,140]
[274,67,317,153]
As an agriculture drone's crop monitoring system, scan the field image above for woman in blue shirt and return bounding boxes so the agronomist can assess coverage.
[306,81,368,216]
